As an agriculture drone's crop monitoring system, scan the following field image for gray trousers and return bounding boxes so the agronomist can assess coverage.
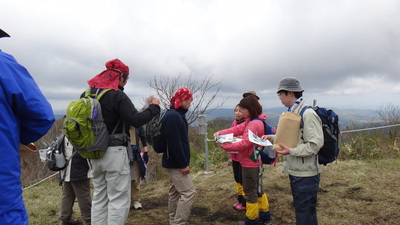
[60,178,91,222]
[90,146,131,225]
[166,168,196,225]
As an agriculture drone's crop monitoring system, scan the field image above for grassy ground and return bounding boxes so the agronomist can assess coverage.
[24,158,400,225]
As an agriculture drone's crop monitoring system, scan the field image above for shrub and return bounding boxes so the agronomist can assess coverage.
[339,126,400,161]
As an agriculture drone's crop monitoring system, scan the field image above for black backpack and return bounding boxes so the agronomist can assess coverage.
[252,117,277,165]
[299,105,340,165]
[45,132,68,171]
[145,109,169,153]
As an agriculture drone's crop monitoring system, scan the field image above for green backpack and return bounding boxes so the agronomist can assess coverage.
[63,87,111,159]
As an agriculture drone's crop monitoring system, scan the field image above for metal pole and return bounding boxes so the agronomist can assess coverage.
[198,115,210,174]
[204,128,210,173]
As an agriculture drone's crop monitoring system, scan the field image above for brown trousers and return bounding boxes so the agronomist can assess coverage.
[60,178,92,222]
[130,160,141,204]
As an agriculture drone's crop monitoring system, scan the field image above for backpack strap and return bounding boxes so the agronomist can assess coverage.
[299,106,312,128]
[299,106,312,116]
[298,105,319,166]
[84,87,112,100]
[251,117,274,135]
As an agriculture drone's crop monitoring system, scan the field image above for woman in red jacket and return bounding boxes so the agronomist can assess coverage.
[214,95,271,225]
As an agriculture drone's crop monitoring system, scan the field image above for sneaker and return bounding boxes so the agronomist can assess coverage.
[133,201,142,210]
[234,204,246,211]
[232,202,241,208]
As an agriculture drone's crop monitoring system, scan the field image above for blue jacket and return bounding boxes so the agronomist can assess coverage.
[161,106,190,169]
[0,51,54,223]
[131,126,148,180]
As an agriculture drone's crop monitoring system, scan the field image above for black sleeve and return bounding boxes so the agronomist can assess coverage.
[117,92,161,128]
[99,89,160,134]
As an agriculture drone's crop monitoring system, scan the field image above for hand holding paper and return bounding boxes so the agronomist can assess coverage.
[215,133,242,144]
[248,129,272,146]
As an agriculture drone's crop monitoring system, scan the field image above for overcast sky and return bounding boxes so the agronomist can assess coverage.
[1,0,399,113]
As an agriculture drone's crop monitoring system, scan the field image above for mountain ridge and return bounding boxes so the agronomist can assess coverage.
[54,107,380,129]
[203,107,380,129]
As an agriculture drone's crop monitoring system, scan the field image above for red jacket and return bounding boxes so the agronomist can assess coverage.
[229,119,246,162]
[219,115,267,168]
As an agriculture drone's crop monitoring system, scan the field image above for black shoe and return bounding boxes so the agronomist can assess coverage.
[59,218,82,225]
[258,220,272,225]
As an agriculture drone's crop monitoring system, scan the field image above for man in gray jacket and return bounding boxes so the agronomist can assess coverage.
[264,77,323,225]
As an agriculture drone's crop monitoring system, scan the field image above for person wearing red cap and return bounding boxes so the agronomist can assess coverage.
[161,87,196,225]
[86,59,160,225]
[0,29,55,225]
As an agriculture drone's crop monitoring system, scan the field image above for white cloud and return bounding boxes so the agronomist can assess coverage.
[1,0,400,113]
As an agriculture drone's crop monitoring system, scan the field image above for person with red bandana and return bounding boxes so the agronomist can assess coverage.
[161,87,196,225]
[86,59,160,225]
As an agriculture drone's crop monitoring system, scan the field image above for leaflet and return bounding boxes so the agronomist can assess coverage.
[248,129,272,146]
[215,133,242,144]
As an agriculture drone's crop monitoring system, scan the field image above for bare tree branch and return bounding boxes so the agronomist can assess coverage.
[377,102,400,124]
[148,74,227,124]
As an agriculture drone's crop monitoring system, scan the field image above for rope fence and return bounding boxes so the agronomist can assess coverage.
[340,123,400,134]
[22,123,400,190]
[22,171,59,191]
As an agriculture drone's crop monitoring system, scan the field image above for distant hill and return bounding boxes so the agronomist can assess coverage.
[205,107,380,129]
[54,107,380,130]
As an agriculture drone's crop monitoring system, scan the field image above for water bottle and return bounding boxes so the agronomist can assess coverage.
[54,150,66,168]
[39,149,47,162]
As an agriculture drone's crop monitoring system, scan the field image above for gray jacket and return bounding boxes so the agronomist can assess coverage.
[272,100,323,177]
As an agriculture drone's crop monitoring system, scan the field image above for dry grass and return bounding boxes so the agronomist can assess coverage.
[24,158,400,225]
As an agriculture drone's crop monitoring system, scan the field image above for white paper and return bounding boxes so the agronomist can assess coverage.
[248,129,272,146]
[215,133,242,144]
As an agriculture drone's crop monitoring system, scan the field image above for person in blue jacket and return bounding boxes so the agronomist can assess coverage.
[161,87,196,225]
[0,29,55,225]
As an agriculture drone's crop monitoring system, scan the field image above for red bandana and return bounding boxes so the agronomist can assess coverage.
[87,59,129,91]
[170,87,193,109]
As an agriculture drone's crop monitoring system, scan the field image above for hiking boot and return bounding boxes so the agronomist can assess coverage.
[59,217,82,225]
[133,201,142,210]
[238,217,259,225]
[258,220,272,225]
[259,211,271,225]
